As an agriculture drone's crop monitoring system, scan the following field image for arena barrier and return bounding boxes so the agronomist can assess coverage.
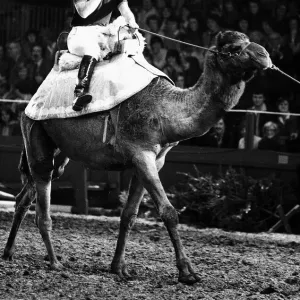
[1,98,300,214]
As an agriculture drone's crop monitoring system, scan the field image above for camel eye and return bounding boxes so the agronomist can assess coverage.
[229,45,241,53]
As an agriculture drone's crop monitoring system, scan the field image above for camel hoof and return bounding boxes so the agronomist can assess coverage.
[50,262,63,271]
[2,249,14,261]
[111,262,132,281]
[178,273,200,285]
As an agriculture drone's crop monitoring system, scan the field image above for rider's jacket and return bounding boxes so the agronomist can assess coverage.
[71,0,126,27]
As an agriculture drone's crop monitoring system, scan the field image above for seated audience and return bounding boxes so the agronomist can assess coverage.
[149,36,167,70]
[237,119,262,149]
[258,121,281,151]
[137,0,159,30]
[202,14,223,47]
[247,91,273,137]
[144,15,161,50]
[275,96,300,152]
[174,72,185,88]
[28,44,52,90]
[190,118,235,148]
[162,49,183,82]
[159,16,181,51]
[0,105,18,136]
[222,0,240,30]
[245,0,264,31]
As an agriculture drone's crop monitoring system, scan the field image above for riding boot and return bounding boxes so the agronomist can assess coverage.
[72,55,97,111]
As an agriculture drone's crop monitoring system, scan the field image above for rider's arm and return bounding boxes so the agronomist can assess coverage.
[118,1,139,29]
[74,0,102,19]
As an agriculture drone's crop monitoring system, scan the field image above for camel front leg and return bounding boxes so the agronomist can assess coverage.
[111,175,146,279]
[133,151,200,284]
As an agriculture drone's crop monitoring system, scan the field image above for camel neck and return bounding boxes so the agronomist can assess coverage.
[161,64,243,144]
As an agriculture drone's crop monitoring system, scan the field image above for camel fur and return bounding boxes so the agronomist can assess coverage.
[2,31,272,285]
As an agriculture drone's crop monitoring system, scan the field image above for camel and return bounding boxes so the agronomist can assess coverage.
[2,31,272,284]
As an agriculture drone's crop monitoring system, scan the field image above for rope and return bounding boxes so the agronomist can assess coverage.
[1,98,300,117]
[137,27,229,56]
[270,65,300,85]
[229,109,300,117]
[137,27,300,86]
[0,99,30,103]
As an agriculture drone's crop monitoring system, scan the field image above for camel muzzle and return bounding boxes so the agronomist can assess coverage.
[242,42,272,70]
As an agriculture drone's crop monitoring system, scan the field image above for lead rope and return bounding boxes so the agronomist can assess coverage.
[133,27,300,86]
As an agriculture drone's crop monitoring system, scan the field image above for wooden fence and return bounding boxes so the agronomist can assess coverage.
[1,135,300,214]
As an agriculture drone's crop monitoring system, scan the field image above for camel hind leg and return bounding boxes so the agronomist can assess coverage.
[4,115,63,270]
[2,179,36,261]
[25,121,64,270]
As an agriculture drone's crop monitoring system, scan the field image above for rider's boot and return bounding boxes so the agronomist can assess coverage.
[72,55,97,112]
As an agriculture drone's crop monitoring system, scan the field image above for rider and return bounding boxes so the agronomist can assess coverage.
[68,0,139,111]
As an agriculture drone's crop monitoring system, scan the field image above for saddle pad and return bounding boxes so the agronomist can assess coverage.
[25,54,173,120]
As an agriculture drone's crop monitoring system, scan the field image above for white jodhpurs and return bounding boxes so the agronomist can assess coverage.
[67,26,110,61]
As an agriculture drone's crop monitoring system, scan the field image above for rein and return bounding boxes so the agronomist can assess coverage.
[135,27,300,86]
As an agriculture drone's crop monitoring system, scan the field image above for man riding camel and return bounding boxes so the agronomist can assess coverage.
[68,0,139,111]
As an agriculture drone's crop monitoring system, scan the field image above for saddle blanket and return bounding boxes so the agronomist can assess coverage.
[25,53,173,120]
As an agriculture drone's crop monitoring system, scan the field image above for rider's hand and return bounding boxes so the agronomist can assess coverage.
[127,20,139,34]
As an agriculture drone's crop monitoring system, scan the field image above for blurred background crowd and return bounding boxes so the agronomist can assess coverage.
[1,0,300,153]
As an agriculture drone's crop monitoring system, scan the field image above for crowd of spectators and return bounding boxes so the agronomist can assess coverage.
[1,0,300,153]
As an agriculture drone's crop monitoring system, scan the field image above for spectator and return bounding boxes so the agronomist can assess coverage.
[275,96,299,151]
[261,18,277,41]
[154,0,166,13]
[0,44,9,81]
[0,81,9,99]
[6,40,29,86]
[159,16,181,51]
[144,15,161,50]
[245,0,264,31]
[286,0,300,19]
[62,11,73,33]
[191,117,234,148]
[267,32,294,71]
[222,0,239,30]
[237,119,262,149]
[202,14,223,47]
[286,16,300,78]
[0,106,16,136]
[14,65,37,100]
[137,0,158,30]
[182,15,203,47]
[163,49,183,82]
[178,6,192,35]
[182,55,202,88]
[248,91,272,136]
[273,2,289,36]
[143,47,154,65]
[40,27,57,64]
[149,36,167,70]
[174,72,185,88]
[170,0,185,17]
[158,6,173,33]
[258,121,281,151]
[236,16,250,36]
[248,30,266,46]
[22,29,40,60]
[28,44,52,89]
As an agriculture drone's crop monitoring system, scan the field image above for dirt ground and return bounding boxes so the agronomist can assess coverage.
[0,209,300,300]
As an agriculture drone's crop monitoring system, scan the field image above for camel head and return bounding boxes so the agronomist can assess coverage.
[213,31,272,83]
